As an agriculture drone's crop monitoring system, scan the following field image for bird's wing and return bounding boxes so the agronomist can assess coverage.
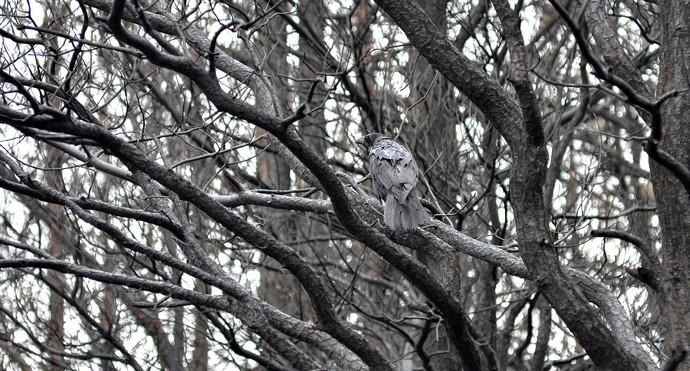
[369,139,418,202]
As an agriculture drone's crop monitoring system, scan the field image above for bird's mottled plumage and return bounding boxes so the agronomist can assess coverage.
[359,133,429,230]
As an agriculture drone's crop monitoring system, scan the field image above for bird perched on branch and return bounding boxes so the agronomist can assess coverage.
[357,133,429,230]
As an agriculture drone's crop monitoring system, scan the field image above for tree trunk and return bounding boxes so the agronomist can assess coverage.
[44,148,67,371]
[653,2,690,369]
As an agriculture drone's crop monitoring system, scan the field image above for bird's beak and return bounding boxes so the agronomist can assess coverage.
[355,137,365,146]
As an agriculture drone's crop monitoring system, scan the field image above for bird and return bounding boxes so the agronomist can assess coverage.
[357,133,429,230]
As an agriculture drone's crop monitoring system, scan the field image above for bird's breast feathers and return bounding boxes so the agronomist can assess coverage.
[368,139,419,198]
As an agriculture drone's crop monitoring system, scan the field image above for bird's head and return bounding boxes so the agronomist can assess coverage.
[356,132,385,148]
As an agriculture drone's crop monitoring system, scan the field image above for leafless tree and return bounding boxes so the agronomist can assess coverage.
[0,0,688,370]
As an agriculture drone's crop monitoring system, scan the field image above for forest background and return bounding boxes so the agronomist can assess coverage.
[0,0,689,370]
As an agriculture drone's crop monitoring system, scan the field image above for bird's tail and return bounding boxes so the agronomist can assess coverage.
[384,190,429,230]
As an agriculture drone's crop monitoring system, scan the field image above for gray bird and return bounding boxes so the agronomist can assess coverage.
[357,133,429,230]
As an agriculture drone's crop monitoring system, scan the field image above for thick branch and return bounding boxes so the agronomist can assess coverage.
[0,258,320,370]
